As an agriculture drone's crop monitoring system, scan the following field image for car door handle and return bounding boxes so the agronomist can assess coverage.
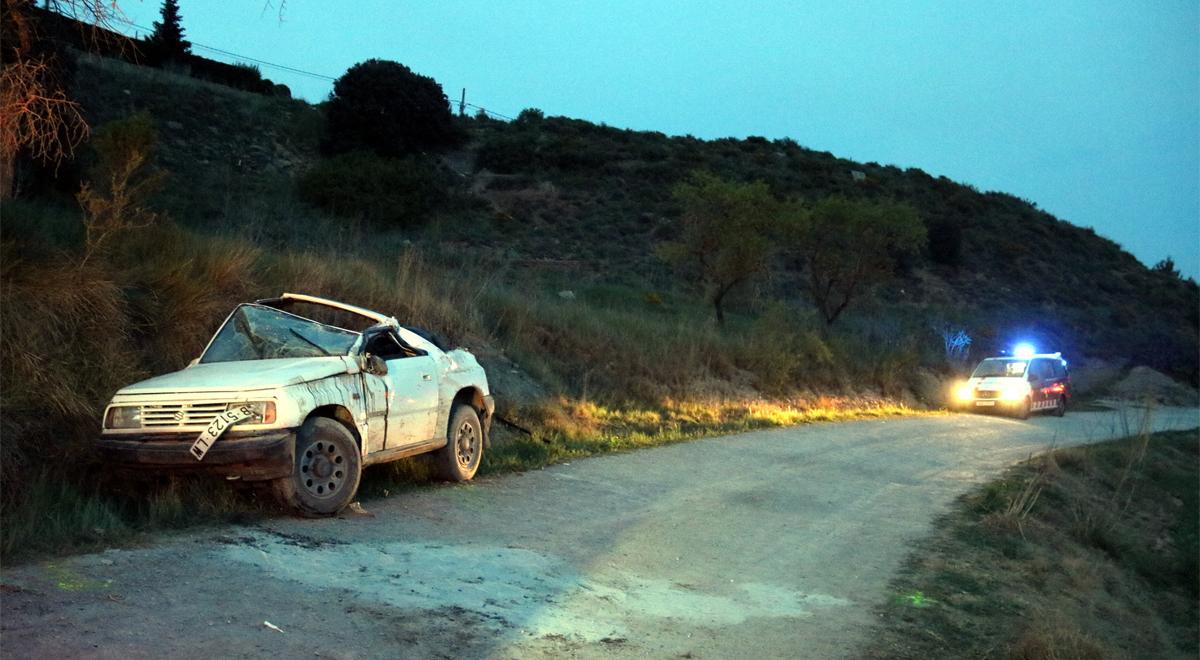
[422,374,432,381]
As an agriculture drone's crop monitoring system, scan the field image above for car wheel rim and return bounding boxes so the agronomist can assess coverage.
[299,440,347,499]
[456,421,478,468]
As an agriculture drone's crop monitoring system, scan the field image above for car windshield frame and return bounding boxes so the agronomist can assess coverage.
[971,358,1029,379]
[199,303,361,364]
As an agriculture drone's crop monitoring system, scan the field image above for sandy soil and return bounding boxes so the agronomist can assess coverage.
[3,406,1197,659]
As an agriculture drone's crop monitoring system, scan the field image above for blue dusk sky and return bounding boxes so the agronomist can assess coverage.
[115,1,1199,278]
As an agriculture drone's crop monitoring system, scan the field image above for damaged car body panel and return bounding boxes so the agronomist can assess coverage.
[98,293,494,515]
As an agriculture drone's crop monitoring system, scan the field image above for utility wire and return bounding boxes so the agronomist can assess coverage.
[117,19,515,119]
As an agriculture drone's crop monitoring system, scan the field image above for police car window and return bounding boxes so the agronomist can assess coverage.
[972,359,1027,378]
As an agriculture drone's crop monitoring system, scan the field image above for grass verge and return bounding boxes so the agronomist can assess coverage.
[864,429,1199,660]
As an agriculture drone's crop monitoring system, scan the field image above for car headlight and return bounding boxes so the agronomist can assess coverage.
[228,401,276,425]
[999,382,1029,401]
[105,405,142,429]
[954,383,975,402]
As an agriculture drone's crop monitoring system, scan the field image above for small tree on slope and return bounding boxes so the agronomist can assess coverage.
[658,171,778,325]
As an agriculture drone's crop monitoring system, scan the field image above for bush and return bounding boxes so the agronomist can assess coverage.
[476,131,537,174]
[738,304,835,392]
[927,217,964,267]
[297,151,450,228]
[323,59,462,157]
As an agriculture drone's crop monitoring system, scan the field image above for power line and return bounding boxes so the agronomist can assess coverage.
[117,19,514,119]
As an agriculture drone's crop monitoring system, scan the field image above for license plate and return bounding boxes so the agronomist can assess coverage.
[190,405,254,461]
[975,400,996,407]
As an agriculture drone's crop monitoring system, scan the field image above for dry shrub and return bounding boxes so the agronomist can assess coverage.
[1009,619,1107,660]
[482,287,742,403]
[116,225,260,371]
[737,303,836,393]
[0,249,143,506]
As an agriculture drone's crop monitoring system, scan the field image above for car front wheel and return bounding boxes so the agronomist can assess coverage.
[272,416,362,516]
[1015,397,1031,420]
[435,405,483,482]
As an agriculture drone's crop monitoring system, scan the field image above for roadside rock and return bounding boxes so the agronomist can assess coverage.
[475,354,549,419]
[1110,366,1199,406]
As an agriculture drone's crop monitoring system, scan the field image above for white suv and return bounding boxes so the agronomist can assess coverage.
[98,293,494,515]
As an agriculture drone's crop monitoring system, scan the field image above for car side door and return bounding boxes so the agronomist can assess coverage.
[361,330,440,448]
[1027,359,1051,410]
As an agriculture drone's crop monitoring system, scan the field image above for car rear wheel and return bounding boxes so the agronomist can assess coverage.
[272,416,362,516]
[434,405,483,482]
[1053,396,1067,417]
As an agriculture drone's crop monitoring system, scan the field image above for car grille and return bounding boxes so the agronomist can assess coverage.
[975,390,999,399]
[140,402,229,428]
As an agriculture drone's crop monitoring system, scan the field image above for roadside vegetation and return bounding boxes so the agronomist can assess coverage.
[865,427,1199,659]
[2,7,1196,562]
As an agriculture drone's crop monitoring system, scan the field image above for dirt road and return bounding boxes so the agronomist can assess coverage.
[3,406,1197,659]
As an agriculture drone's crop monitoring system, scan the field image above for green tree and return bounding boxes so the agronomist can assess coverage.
[145,0,190,62]
[787,197,925,325]
[323,59,461,158]
[658,171,778,325]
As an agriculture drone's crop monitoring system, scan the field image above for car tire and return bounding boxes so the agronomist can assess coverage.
[1016,397,1031,420]
[1053,396,1067,417]
[272,417,362,516]
[435,405,483,482]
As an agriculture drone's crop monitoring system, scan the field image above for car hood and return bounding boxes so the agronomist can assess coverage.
[117,357,356,395]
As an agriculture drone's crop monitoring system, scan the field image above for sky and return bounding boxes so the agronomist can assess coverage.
[115,1,1200,278]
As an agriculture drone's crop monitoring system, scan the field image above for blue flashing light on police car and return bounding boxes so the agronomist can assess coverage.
[1012,343,1037,360]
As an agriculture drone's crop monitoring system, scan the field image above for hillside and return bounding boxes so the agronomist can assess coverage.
[66,54,1200,387]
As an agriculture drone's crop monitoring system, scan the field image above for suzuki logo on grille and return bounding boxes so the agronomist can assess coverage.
[173,410,185,422]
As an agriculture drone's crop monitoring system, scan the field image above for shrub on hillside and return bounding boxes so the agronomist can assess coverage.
[927,217,964,267]
[323,59,462,157]
[297,151,449,228]
[476,131,538,174]
[738,304,836,392]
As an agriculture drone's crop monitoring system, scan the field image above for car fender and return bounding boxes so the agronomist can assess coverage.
[275,357,371,449]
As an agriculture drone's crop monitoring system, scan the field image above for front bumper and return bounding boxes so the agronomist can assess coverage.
[957,398,1023,413]
[97,429,295,481]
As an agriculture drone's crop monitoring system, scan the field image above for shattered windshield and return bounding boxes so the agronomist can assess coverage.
[200,304,359,364]
[971,358,1028,378]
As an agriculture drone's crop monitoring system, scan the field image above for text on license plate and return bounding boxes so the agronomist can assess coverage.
[975,400,996,407]
[190,405,255,461]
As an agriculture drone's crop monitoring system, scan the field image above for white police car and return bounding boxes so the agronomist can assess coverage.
[954,345,1071,419]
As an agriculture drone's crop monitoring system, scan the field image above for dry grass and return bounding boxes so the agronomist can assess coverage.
[865,430,1200,659]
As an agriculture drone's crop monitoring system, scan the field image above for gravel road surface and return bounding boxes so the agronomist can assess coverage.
[3,406,1197,659]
